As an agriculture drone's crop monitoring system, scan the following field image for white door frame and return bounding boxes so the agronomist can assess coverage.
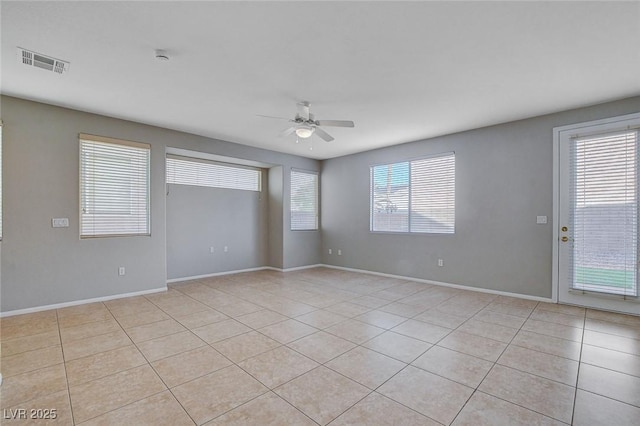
[552,111,640,309]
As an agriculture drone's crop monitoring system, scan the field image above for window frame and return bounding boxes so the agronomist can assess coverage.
[290,168,319,231]
[370,152,455,235]
[79,133,151,239]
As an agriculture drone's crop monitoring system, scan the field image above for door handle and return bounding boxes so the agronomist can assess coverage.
[561,236,569,242]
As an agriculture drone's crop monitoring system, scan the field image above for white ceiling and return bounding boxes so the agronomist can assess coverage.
[2,1,639,160]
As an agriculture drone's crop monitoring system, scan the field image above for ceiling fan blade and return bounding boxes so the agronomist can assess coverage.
[297,102,310,120]
[316,120,355,128]
[256,114,290,121]
[314,127,335,142]
[278,127,296,137]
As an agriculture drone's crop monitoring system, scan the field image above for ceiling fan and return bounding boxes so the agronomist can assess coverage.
[258,102,354,142]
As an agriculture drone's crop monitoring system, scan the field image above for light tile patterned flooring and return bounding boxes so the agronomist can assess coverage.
[1,267,640,425]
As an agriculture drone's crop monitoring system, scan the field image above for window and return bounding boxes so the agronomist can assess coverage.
[370,152,455,234]
[291,169,318,230]
[80,134,150,237]
[166,155,261,192]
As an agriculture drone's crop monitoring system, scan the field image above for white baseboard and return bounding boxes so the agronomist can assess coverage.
[322,264,554,303]
[1,263,554,317]
[167,266,271,283]
[171,263,553,303]
[167,264,325,284]
[0,287,167,318]
[272,264,325,273]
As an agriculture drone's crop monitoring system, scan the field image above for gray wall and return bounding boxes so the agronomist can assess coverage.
[0,96,320,312]
[268,166,284,269]
[2,94,639,311]
[321,96,640,298]
[166,179,268,280]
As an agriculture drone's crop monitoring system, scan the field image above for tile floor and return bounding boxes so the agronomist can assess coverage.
[1,267,639,425]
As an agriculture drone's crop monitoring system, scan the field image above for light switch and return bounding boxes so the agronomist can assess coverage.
[536,216,548,224]
[52,218,69,228]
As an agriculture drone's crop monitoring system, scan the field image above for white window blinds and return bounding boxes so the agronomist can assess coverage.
[570,130,638,297]
[166,156,261,192]
[371,152,455,234]
[371,162,410,232]
[291,169,318,230]
[80,134,150,237]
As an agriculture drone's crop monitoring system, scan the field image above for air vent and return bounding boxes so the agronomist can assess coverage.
[21,49,33,65]
[17,47,69,74]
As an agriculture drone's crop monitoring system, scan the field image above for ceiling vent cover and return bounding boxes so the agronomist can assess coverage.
[17,47,69,74]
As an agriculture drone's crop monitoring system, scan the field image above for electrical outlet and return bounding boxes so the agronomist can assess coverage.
[52,218,69,228]
[210,246,215,253]
[338,249,342,256]
[438,259,444,267]
[224,246,229,253]
[118,267,126,276]
[328,249,332,255]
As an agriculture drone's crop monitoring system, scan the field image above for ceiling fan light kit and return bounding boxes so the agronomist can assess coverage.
[295,125,314,139]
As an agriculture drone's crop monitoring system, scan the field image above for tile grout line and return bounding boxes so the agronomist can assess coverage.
[459,322,586,387]
[193,274,445,424]
[194,277,640,422]
[105,299,200,426]
[571,388,640,411]
[355,363,442,424]
[0,332,66,358]
[56,308,77,426]
[435,299,518,425]
[467,364,576,424]
[225,355,321,425]
[0,310,116,418]
[170,276,524,424]
[138,285,320,424]
[449,300,543,425]
[175,272,428,328]
[469,390,572,425]
[235,363,322,424]
[5,270,639,424]
[317,289,497,424]
[570,310,588,425]
[170,274,360,424]
[452,301,600,424]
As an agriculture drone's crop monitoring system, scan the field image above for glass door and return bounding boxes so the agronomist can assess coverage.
[556,115,640,315]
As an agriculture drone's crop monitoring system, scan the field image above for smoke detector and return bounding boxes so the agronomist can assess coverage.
[17,47,69,74]
[155,49,170,61]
